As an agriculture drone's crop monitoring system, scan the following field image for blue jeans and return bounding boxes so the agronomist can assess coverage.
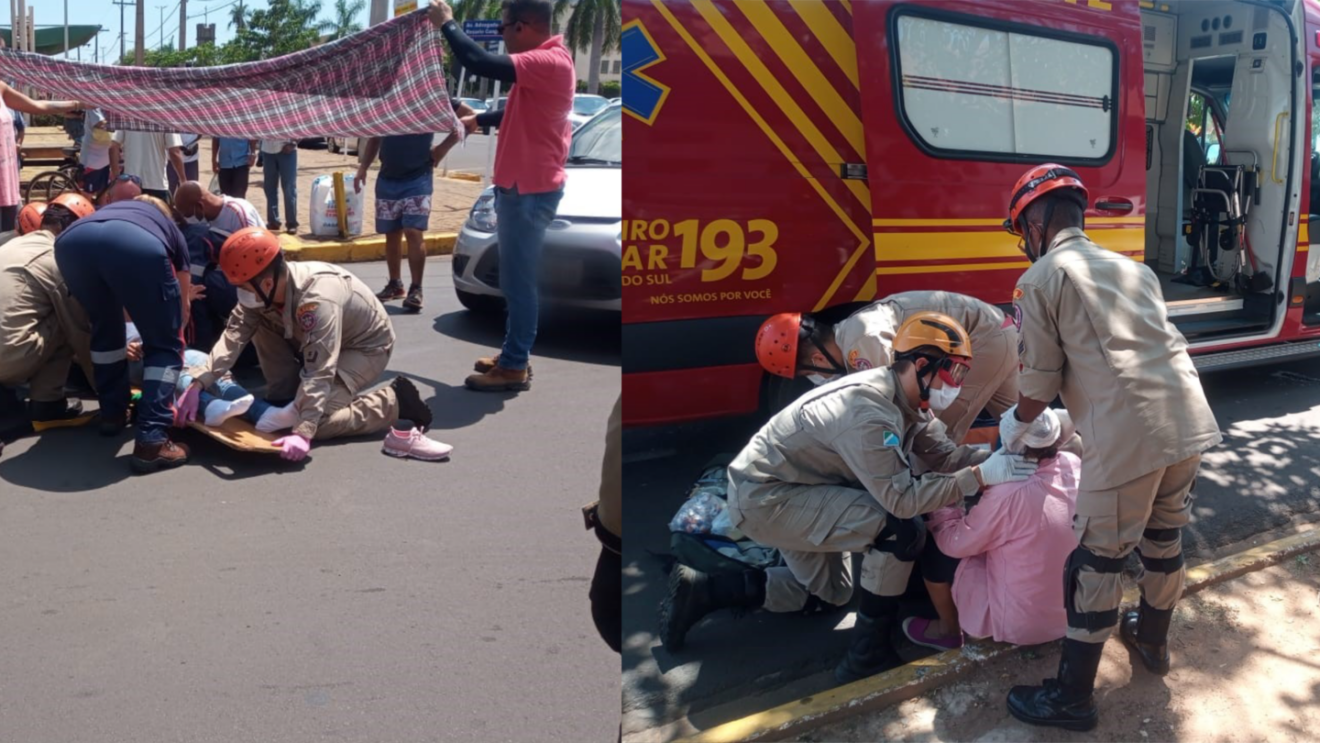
[262,150,298,228]
[55,220,183,445]
[495,185,564,370]
[179,349,273,424]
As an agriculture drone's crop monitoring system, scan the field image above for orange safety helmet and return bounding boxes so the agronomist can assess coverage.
[219,226,282,286]
[52,192,96,219]
[1004,164,1089,236]
[893,311,973,361]
[16,202,46,234]
[756,312,803,378]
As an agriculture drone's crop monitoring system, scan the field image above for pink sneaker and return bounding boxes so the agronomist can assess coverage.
[902,616,963,651]
[382,426,453,461]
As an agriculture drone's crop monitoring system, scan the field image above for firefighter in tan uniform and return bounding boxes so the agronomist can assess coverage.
[997,165,1221,731]
[757,291,1020,444]
[0,202,97,431]
[181,227,433,461]
[659,313,1038,683]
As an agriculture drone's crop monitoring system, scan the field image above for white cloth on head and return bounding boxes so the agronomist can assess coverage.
[1022,408,1062,449]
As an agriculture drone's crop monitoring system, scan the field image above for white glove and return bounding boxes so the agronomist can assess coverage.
[977,449,1039,487]
[998,405,1032,454]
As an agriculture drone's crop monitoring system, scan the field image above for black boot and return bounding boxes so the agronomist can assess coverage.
[1120,598,1173,676]
[834,592,902,684]
[1006,638,1104,731]
[658,566,764,653]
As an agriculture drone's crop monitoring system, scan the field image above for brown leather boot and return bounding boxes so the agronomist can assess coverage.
[474,354,533,379]
[465,366,531,392]
[131,439,191,474]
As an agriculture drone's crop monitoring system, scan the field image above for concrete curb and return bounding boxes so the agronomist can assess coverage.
[446,172,483,183]
[278,232,457,264]
[672,527,1320,743]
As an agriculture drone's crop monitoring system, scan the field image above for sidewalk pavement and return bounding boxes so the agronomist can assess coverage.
[660,526,1320,743]
[797,552,1320,742]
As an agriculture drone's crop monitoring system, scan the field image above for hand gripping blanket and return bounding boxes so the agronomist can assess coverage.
[0,10,458,139]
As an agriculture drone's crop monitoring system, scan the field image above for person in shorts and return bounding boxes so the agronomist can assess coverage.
[354,100,470,314]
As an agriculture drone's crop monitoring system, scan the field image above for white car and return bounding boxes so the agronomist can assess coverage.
[569,94,611,129]
[452,102,621,313]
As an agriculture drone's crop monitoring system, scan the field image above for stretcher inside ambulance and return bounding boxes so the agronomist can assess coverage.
[622,0,1320,428]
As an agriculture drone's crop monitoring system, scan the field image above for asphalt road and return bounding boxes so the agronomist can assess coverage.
[436,132,497,175]
[0,258,621,743]
[621,355,1320,739]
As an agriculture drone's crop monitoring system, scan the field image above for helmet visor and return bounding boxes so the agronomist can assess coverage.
[937,357,971,387]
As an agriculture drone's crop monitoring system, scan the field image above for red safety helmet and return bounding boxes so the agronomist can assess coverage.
[219,227,282,286]
[1004,164,1089,236]
[52,192,96,220]
[756,313,802,378]
[16,202,46,234]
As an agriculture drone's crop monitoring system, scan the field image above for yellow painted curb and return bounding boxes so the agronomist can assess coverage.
[279,233,457,264]
[672,527,1320,743]
[447,172,483,183]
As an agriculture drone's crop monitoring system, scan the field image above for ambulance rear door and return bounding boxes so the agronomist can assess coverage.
[851,0,1146,305]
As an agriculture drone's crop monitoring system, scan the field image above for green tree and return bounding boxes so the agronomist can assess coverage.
[553,0,620,95]
[229,0,251,32]
[318,0,366,42]
[230,0,324,61]
[453,0,502,22]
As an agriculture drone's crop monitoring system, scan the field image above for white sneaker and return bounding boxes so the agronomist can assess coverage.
[382,426,453,461]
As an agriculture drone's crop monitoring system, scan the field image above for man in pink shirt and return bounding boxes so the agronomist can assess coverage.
[431,0,575,392]
[904,409,1082,649]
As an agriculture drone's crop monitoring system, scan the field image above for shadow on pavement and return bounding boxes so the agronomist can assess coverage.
[0,428,133,492]
[378,370,515,431]
[432,308,620,367]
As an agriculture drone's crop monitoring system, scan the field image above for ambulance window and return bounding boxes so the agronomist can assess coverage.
[1312,70,1320,154]
[892,12,1118,164]
[1187,92,1222,164]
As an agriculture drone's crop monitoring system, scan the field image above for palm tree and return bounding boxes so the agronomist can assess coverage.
[229,0,250,32]
[317,0,366,41]
[453,0,501,22]
[553,0,621,95]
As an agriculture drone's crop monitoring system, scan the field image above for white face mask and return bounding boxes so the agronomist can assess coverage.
[236,288,262,308]
[807,374,833,386]
[927,384,960,411]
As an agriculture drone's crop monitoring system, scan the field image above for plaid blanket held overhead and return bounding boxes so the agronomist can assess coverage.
[0,11,458,139]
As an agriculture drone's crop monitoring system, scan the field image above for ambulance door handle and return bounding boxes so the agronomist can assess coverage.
[1095,198,1133,213]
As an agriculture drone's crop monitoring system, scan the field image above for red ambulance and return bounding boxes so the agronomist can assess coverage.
[623,0,1320,427]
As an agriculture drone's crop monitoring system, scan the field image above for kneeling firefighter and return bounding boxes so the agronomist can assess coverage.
[181,227,433,461]
[659,312,1038,683]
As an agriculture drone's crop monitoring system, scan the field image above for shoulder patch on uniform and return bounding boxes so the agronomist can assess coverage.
[882,431,901,447]
[847,349,872,370]
[1012,303,1023,331]
[1012,287,1023,301]
[296,302,319,332]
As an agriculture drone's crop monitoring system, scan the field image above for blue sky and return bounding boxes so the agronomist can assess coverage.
[6,1,372,63]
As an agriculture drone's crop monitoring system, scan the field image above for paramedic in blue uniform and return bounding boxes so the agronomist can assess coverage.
[54,195,193,474]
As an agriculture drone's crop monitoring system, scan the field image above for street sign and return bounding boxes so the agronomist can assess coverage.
[394,0,424,16]
[464,20,502,41]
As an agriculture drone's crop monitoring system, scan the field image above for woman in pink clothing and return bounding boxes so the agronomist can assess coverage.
[904,409,1081,648]
[0,77,82,232]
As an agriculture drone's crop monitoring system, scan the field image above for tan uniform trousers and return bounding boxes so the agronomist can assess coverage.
[939,323,1019,445]
[252,326,398,441]
[0,335,71,403]
[732,483,912,613]
[1068,453,1200,643]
